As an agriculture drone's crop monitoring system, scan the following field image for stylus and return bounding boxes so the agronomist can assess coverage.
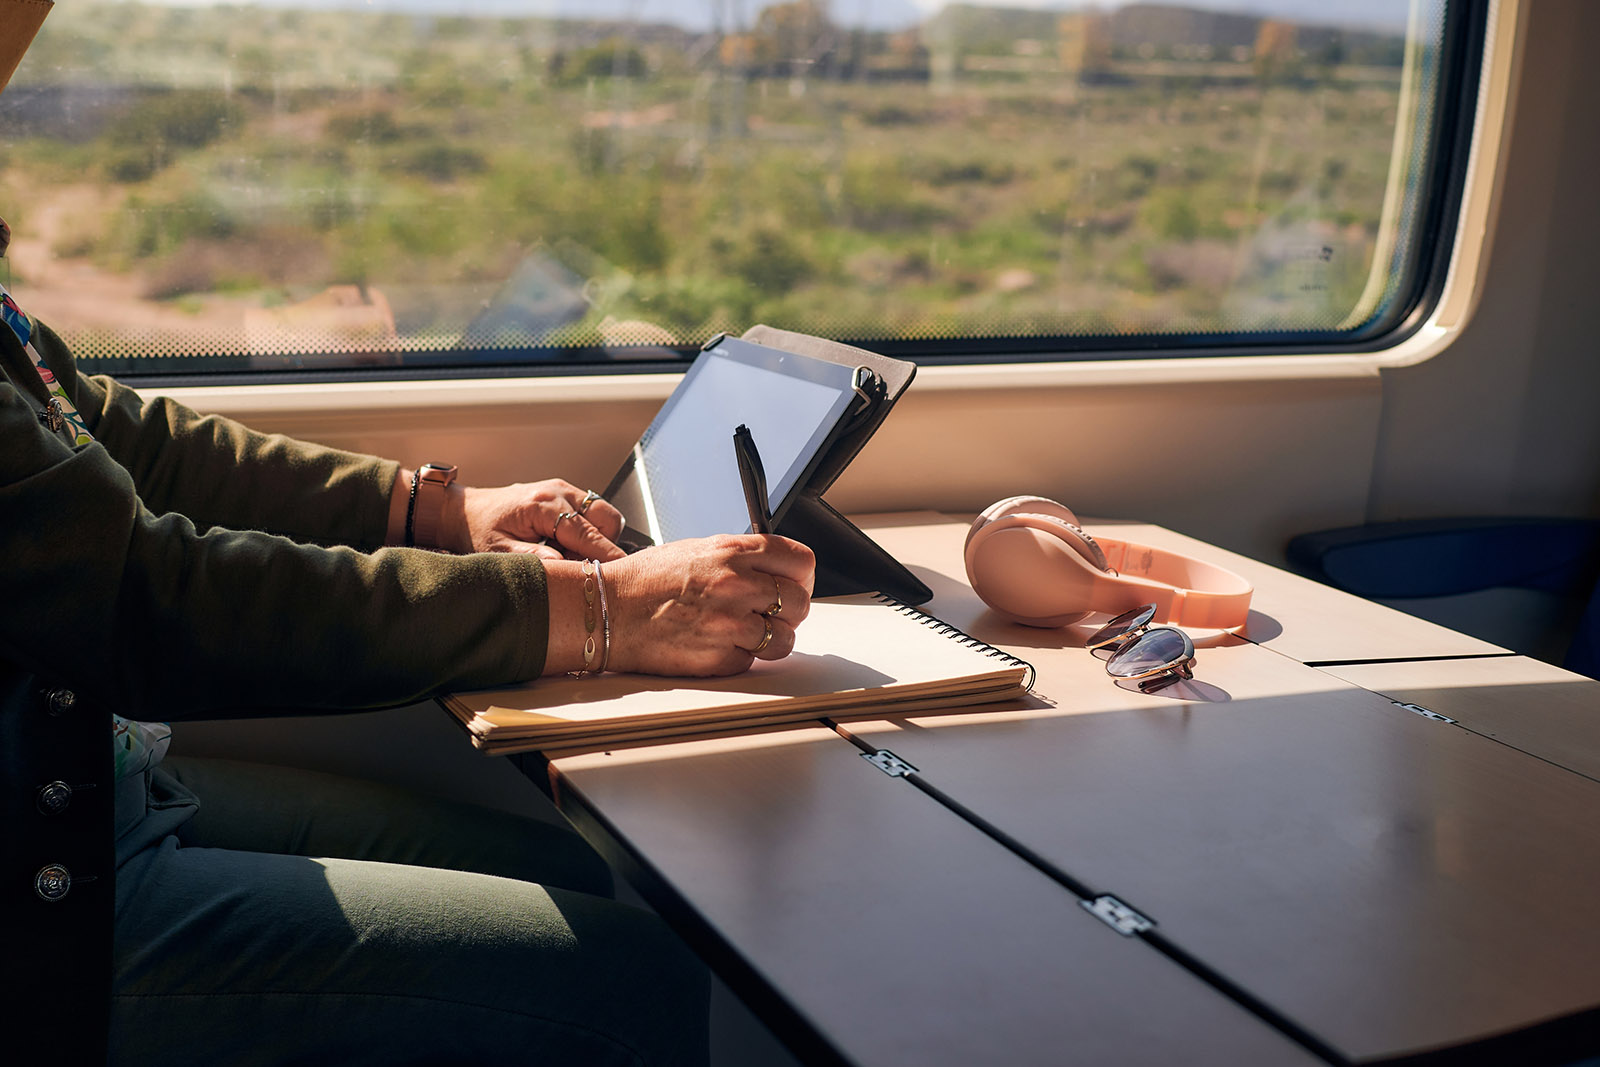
[733,424,772,535]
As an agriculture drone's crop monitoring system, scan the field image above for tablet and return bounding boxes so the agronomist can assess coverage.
[603,336,872,548]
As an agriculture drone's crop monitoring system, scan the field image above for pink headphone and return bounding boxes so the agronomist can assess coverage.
[964,496,1254,629]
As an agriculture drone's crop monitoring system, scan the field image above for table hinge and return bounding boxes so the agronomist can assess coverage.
[861,750,918,778]
[1081,894,1155,936]
[1394,701,1457,724]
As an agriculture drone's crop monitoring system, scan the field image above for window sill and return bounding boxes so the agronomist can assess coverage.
[148,333,1459,420]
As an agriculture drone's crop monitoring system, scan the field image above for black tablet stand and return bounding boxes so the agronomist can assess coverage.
[737,325,932,606]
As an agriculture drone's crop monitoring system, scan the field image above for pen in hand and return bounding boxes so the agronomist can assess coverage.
[733,424,772,535]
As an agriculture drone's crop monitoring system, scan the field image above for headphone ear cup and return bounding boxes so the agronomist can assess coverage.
[965,502,1114,627]
[966,496,1108,570]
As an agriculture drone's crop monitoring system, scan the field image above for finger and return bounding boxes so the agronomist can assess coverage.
[740,614,796,661]
[579,496,626,542]
[708,647,757,677]
[759,573,811,626]
[554,511,626,562]
[761,618,797,661]
[543,501,592,544]
[744,534,817,592]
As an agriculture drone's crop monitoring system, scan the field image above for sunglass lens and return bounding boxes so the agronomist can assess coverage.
[1086,604,1158,651]
[1105,626,1193,680]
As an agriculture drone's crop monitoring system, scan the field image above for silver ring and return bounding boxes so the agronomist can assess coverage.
[553,510,578,537]
[577,489,601,514]
[748,616,773,655]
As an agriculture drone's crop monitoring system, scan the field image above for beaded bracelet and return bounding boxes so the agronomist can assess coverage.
[403,469,421,548]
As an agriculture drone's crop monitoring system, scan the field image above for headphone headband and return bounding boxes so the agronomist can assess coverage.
[1092,537,1253,629]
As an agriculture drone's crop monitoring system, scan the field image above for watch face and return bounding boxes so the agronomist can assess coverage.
[421,464,457,484]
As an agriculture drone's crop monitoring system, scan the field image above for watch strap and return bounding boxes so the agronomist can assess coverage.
[410,463,458,550]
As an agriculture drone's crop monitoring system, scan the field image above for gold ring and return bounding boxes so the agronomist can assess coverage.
[762,575,783,618]
[749,616,773,654]
[578,489,601,514]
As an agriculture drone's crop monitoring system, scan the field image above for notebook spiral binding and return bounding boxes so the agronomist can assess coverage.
[870,592,1037,692]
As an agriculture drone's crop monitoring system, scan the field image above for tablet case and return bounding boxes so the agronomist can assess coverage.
[737,325,932,605]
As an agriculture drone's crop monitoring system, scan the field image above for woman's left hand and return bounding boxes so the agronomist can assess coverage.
[454,479,626,561]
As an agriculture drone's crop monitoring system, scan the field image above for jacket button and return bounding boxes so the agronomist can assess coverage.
[34,865,72,902]
[36,781,74,815]
[42,688,77,716]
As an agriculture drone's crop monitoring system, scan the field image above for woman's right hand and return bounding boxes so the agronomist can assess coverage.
[542,534,815,677]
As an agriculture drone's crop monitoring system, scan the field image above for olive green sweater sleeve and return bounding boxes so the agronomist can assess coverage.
[0,382,548,717]
[33,320,397,549]
[1,323,548,718]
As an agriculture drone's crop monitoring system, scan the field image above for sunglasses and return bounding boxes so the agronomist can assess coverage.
[1085,604,1197,693]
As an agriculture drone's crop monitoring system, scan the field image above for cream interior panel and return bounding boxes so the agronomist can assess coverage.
[181,370,1382,570]
[1370,0,1600,524]
[826,372,1382,564]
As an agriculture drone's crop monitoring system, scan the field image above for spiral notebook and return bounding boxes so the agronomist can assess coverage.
[441,593,1034,754]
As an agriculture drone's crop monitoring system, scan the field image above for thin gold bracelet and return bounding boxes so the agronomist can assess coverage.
[594,558,612,673]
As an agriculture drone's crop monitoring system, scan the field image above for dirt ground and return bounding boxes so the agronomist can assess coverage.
[6,183,397,357]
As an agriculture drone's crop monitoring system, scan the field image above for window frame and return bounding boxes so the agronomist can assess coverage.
[54,0,1508,398]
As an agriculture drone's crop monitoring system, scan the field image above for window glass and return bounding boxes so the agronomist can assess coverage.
[0,0,1463,376]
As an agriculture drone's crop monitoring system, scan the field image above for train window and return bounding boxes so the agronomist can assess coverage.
[0,0,1481,379]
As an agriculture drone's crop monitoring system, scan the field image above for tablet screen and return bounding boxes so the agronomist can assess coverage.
[604,337,862,546]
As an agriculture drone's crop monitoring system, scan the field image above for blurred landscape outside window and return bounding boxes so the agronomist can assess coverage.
[0,0,1461,376]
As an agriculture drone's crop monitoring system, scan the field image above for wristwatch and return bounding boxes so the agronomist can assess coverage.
[408,462,458,550]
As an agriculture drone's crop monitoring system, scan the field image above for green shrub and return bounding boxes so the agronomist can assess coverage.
[839,160,949,231]
[554,39,651,84]
[614,274,760,338]
[101,91,242,181]
[325,109,411,145]
[731,227,815,294]
[924,159,1017,187]
[397,143,489,182]
[105,148,159,184]
[110,91,241,151]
